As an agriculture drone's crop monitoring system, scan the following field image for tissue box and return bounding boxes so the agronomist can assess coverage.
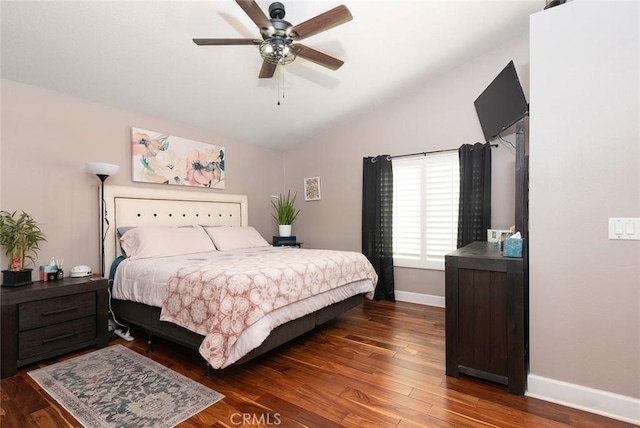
[503,238,523,258]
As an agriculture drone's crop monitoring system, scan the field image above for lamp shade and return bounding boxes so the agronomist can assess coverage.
[86,162,120,176]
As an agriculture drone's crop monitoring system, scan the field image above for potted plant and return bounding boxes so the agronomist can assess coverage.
[0,210,47,286]
[271,191,300,237]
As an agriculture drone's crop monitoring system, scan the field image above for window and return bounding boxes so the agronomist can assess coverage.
[392,152,460,270]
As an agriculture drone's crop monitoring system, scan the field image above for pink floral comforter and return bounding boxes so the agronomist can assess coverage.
[159,248,378,368]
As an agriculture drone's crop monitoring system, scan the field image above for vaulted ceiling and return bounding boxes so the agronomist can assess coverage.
[1,1,544,150]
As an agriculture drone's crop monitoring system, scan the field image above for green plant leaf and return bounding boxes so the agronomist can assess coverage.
[0,210,47,270]
[271,190,300,225]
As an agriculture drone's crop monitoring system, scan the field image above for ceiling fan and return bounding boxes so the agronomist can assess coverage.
[193,0,353,78]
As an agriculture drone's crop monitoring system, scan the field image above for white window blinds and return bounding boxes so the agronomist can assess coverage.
[392,152,460,270]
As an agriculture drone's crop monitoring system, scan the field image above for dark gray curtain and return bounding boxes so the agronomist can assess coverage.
[362,155,395,301]
[457,142,492,248]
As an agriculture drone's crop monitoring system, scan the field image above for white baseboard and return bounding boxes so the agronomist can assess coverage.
[527,374,640,425]
[394,291,445,308]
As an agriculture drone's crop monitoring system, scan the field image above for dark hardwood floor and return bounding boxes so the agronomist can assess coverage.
[1,300,634,427]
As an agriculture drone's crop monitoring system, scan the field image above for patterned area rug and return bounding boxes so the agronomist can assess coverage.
[28,344,224,428]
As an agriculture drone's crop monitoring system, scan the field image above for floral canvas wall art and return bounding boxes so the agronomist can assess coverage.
[132,128,225,189]
[304,177,321,201]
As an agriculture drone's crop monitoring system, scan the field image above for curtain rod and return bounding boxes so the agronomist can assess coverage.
[389,143,498,160]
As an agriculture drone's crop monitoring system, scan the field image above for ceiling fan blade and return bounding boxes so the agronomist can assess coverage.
[236,0,271,29]
[295,44,344,71]
[259,61,277,79]
[291,5,353,41]
[193,38,261,46]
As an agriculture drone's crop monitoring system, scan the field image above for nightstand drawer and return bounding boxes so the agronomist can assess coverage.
[19,292,96,331]
[18,316,97,360]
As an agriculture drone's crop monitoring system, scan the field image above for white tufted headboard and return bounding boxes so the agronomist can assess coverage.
[103,185,248,272]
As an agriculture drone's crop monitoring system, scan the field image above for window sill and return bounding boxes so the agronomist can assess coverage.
[393,259,444,271]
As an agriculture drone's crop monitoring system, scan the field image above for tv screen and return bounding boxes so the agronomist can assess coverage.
[474,60,529,142]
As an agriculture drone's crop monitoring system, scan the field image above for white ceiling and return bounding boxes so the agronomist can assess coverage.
[1,0,544,150]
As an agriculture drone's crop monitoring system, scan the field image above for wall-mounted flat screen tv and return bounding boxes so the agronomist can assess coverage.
[474,60,529,142]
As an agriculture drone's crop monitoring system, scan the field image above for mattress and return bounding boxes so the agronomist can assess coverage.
[111,246,376,367]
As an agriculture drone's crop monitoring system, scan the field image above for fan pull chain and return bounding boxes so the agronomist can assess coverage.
[277,64,285,106]
[281,65,285,102]
[276,73,280,106]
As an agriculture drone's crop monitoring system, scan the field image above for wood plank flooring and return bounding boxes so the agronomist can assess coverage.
[1,300,634,427]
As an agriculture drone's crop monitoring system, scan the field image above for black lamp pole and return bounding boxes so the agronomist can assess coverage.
[87,161,119,278]
[96,174,109,278]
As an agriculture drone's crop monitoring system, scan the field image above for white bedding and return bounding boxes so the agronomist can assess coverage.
[112,246,376,367]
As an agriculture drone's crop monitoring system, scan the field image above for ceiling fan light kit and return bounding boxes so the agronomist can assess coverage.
[193,0,352,79]
[260,38,296,65]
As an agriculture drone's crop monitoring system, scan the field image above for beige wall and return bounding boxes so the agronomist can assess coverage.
[0,80,284,274]
[284,35,529,298]
[530,0,639,404]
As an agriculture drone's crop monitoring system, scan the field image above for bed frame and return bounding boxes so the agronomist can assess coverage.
[103,185,363,365]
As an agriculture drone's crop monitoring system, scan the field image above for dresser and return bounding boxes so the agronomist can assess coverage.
[444,241,528,395]
[1,277,108,378]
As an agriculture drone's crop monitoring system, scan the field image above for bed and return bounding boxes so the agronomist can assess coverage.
[103,185,377,369]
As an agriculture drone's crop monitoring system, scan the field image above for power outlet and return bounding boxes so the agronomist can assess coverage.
[114,329,134,342]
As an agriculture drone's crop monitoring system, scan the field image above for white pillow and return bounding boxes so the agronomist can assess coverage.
[120,226,216,259]
[203,226,271,250]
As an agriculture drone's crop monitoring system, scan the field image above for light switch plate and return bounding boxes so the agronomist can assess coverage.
[608,218,640,240]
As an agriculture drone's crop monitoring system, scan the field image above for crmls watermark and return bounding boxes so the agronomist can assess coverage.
[230,412,282,426]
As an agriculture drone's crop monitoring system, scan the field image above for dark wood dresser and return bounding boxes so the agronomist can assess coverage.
[445,241,528,395]
[1,277,108,378]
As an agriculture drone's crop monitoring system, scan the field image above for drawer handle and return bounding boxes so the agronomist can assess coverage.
[42,331,79,344]
[42,306,79,316]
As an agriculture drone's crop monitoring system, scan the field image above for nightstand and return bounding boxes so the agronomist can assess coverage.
[271,241,303,248]
[1,277,108,378]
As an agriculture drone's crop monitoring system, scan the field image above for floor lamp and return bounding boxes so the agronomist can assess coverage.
[86,162,120,278]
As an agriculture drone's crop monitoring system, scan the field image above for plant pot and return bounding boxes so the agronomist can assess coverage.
[278,225,292,237]
[2,269,33,287]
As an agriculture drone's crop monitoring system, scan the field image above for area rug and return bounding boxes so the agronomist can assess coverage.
[28,344,224,428]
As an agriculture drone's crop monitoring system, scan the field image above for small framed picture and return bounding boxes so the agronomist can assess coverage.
[304,177,321,201]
